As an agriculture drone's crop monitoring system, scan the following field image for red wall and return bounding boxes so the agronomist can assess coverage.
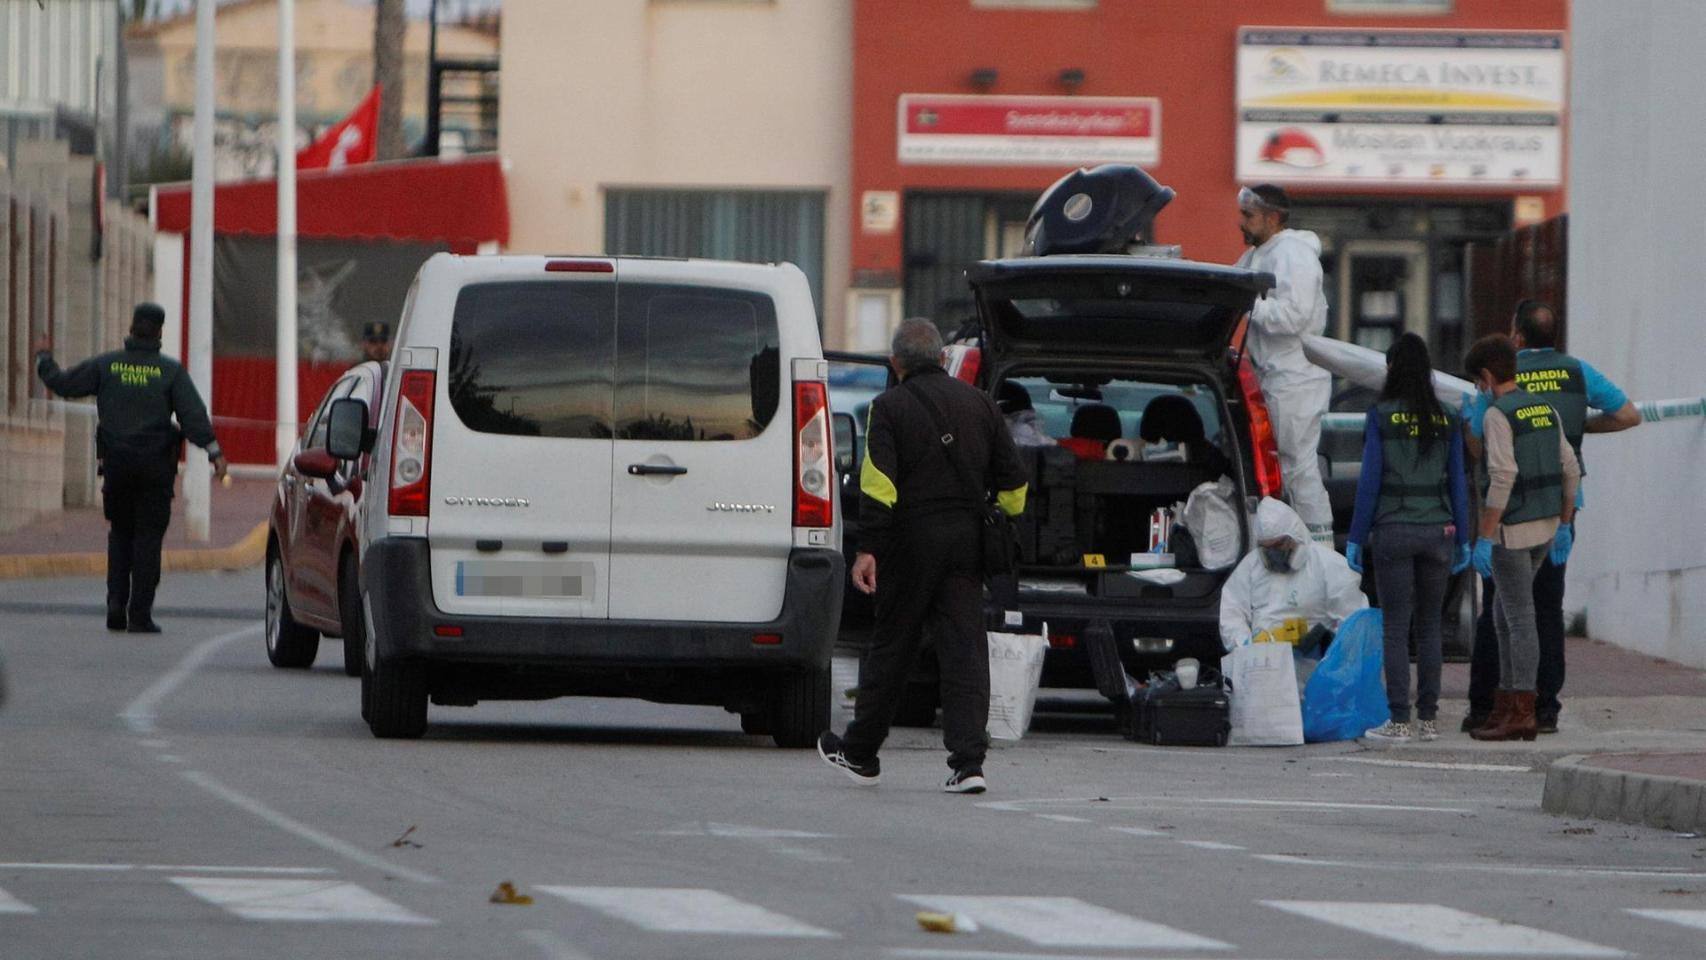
[853,0,1568,274]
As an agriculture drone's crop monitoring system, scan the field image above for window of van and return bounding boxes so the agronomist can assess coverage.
[447,281,616,439]
[615,285,781,442]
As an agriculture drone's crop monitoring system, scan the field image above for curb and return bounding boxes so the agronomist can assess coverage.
[0,522,268,580]
[1542,753,1706,834]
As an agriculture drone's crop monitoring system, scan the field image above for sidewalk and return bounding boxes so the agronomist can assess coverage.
[0,476,272,579]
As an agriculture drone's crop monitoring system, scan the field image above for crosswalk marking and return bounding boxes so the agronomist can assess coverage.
[1627,908,1706,932]
[897,895,1228,950]
[0,886,37,915]
[1262,901,1625,957]
[538,886,836,938]
[170,878,435,925]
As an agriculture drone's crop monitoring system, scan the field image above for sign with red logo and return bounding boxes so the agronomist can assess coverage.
[898,94,1160,167]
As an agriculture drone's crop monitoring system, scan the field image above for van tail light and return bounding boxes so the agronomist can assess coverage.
[793,380,834,528]
[1236,357,1284,498]
[388,370,437,517]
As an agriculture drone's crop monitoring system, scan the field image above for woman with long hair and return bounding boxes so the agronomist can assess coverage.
[1346,332,1472,741]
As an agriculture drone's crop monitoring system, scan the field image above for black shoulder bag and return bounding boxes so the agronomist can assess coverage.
[902,379,1018,578]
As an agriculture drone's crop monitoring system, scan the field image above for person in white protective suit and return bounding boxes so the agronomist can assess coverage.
[1219,498,1367,653]
[1234,184,1335,544]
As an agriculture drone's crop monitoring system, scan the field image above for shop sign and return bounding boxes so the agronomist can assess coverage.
[1236,28,1565,187]
[898,94,1160,167]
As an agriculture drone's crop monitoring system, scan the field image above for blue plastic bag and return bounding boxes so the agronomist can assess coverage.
[1302,609,1387,743]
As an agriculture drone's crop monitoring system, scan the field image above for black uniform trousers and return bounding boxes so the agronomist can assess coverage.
[843,513,988,773]
[1469,555,1569,721]
[103,454,176,621]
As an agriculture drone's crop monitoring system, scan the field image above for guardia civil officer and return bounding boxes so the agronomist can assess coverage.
[34,303,228,633]
[1463,334,1579,741]
[816,318,1028,794]
[1346,333,1472,743]
[1463,300,1638,733]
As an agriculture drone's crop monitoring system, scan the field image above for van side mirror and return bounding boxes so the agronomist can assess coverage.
[832,412,858,474]
[326,398,372,461]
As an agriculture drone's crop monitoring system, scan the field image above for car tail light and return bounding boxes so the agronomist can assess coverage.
[388,370,436,517]
[752,633,783,646]
[545,259,614,273]
[1048,633,1078,650]
[943,343,982,385]
[1236,356,1283,498]
[793,380,833,528]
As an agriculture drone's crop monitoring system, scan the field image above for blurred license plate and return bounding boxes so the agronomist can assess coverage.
[456,561,592,598]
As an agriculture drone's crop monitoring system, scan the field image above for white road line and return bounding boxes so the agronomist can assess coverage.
[1628,908,1706,931]
[179,770,439,885]
[0,886,38,915]
[652,823,839,839]
[1262,901,1626,957]
[1254,853,1706,881]
[897,895,1228,951]
[1108,827,1171,838]
[980,796,1474,814]
[890,953,1347,960]
[539,886,837,938]
[1034,814,1090,823]
[0,862,330,875]
[519,930,599,960]
[1176,840,1245,851]
[119,624,262,734]
[1327,756,1533,773]
[171,877,436,925]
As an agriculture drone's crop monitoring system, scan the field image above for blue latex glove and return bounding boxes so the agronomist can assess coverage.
[1464,389,1492,439]
[1471,537,1495,579]
[1451,542,1471,575]
[1550,524,1574,567]
[1346,542,1364,574]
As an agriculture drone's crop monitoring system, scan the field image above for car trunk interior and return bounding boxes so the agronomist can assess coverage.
[1002,369,1250,605]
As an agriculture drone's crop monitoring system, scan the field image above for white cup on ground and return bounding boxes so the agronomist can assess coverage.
[1175,658,1200,690]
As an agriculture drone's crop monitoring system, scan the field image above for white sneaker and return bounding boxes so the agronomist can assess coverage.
[1364,720,1412,742]
[1415,719,1440,741]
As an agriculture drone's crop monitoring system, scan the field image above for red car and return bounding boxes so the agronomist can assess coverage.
[266,361,385,676]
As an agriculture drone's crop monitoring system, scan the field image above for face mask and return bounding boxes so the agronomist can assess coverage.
[1260,545,1293,573]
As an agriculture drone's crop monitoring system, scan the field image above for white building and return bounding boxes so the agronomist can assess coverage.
[498,0,852,345]
[0,0,120,172]
[1568,0,1706,668]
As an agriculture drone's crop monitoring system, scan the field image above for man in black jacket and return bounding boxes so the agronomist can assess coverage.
[818,318,1028,794]
[35,303,228,633]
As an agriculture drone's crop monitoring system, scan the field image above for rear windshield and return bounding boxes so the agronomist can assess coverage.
[448,281,615,439]
[446,280,781,443]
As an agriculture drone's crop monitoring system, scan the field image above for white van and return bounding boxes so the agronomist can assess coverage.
[325,255,844,746]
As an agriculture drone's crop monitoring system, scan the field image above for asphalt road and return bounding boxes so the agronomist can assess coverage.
[3,570,1706,960]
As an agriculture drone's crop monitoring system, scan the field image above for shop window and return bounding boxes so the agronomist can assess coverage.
[604,189,825,327]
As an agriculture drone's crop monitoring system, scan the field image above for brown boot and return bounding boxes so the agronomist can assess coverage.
[1472,691,1538,741]
[1472,691,1510,737]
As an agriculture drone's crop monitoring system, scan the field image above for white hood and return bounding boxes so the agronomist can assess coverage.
[1255,497,1310,567]
[1270,228,1322,257]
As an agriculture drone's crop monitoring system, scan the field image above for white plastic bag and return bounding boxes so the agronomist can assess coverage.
[1221,642,1304,746]
[987,628,1048,741]
[1183,477,1242,570]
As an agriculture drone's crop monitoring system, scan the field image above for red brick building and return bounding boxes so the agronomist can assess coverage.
[849,0,1567,365]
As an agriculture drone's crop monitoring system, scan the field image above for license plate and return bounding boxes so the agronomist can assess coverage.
[455,561,593,598]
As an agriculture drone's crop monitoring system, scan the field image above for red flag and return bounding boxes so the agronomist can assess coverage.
[297,86,380,170]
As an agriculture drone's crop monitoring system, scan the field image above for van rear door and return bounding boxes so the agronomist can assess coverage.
[969,256,1272,364]
[428,272,616,619]
[605,261,801,623]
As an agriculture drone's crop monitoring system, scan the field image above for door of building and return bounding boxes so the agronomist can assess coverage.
[1336,239,1428,354]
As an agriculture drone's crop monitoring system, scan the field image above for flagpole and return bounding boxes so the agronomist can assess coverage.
[276,0,298,469]
[186,0,216,542]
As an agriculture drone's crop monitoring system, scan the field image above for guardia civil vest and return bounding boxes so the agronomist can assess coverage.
[1373,400,1455,526]
[1515,349,1587,473]
[1487,392,1566,526]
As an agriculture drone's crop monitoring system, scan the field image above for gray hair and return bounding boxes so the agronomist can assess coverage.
[890,317,945,373]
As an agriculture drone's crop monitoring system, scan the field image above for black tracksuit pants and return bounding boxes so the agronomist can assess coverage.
[103,455,176,621]
[1469,556,1569,720]
[843,513,988,773]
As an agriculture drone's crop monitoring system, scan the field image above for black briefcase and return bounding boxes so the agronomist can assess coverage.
[1127,679,1231,747]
